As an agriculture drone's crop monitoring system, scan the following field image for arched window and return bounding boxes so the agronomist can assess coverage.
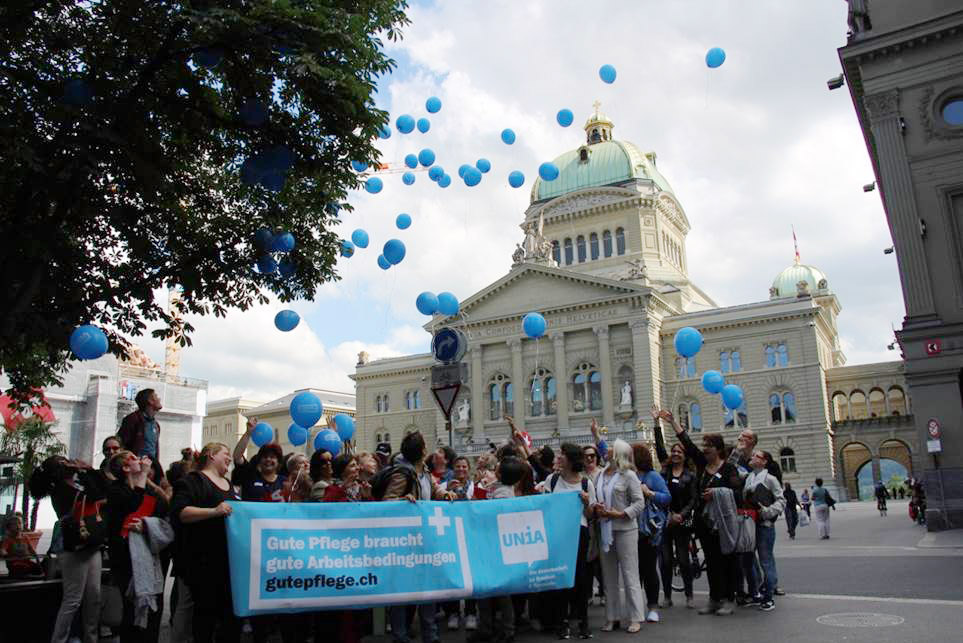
[765,345,777,368]
[779,447,797,473]
[576,235,587,263]
[603,230,613,257]
[413,390,421,409]
[676,356,696,379]
[832,391,849,421]
[529,368,556,417]
[563,238,573,265]
[383,394,389,412]
[384,432,391,445]
[579,148,589,162]
[678,400,703,432]
[489,374,510,421]
[888,386,906,415]
[731,351,742,372]
[376,395,382,413]
[615,227,626,255]
[590,233,599,260]
[571,362,599,412]
[552,240,560,265]
[869,389,886,417]
[849,390,868,420]
[405,392,412,410]
[770,391,797,424]
[777,343,789,367]
[723,400,749,429]
[503,382,514,417]
[376,433,382,443]
[720,351,730,373]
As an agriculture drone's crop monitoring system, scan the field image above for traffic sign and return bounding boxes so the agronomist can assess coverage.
[432,328,466,363]
[431,384,461,418]
[927,418,942,439]
[430,362,467,420]
[925,339,942,356]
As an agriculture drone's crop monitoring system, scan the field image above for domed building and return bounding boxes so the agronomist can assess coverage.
[353,104,918,501]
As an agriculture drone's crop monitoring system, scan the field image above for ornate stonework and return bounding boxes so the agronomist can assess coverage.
[919,86,963,142]
[864,89,900,123]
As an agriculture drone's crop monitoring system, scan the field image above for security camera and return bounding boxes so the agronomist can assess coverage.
[827,74,845,90]
[863,182,876,192]
[883,246,894,255]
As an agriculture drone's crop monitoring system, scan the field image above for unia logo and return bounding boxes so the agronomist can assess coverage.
[497,510,548,566]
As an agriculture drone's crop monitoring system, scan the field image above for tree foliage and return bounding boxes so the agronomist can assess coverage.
[0,0,409,401]
[0,416,66,530]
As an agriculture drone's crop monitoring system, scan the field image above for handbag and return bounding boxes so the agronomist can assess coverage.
[638,501,667,547]
[734,513,756,553]
[61,493,107,552]
[799,511,810,527]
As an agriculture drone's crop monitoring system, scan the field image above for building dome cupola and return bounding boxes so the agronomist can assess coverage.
[584,100,614,145]
[770,252,830,300]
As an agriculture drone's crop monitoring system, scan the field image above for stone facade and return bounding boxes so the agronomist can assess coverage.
[839,0,963,528]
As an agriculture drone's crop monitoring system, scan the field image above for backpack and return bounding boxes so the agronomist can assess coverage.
[549,472,588,494]
[637,472,667,546]
[370,464,418,501]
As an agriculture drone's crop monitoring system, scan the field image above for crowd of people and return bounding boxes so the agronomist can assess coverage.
[15,387,813,643]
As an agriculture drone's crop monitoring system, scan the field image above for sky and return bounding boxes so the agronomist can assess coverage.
[136,0,903,404]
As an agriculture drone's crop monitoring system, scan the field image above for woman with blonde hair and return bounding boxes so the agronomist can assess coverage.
[170,442,241,642]
[593,439,646,633]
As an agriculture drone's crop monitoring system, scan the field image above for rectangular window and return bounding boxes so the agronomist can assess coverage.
[677,356,696,378]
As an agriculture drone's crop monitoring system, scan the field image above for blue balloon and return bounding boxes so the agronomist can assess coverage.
[351,229,369,249]
[70,325,108,360]
[251,422,274,447]
[278,256,296,278]
[508,170,525,188]
[325,202,341,217]
[702,370,725,395]
[438,174,451,188]
[673,326,703,358]
[721,384,744,410]
[240,99,269,126]
[63,79,93,106]
[274,309,300,332]
[404,154,418,169]
[340,240,355,257]
[402,171,416,185]
[416,291,439,315]
[437,292,459,316]
[377,254,391,270]
[273,232,295,253]
[193,47,223,68]
[396,213,412,229]
[556,108,574,127]
[290,391,323,428]
[426,96,442,113]
[416,118,430,133]
[333,414,356,442]
[365,177,383,194]
[522,312,547,339]
[257,255,278,274]
[378,124,392,139]
[261,171,285,193]
[418,148,435,167]
[396,114,415,133]
[314,429,342,455]
[538,162,560,181]
[254,227,273,250]
[458,164,472,178]
[263,145,295,172]
[501,128,516,145]
[383,239,406,265]
[464,167,482,186]
[706,47,727,69]
[428,166,444,181]
[287,424,308,446]
[599,64,617,84]
[351,160,367,172]
[476,159,491,173]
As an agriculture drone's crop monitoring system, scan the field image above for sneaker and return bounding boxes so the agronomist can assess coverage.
[715,601,735,616]
[465,614,478,631]
[578,622,593,639]
[448,613,461,630]
[774,588,786,596]
[698,602,721,615]
[646,610,660,623]
[556,621,572,639]
[661,597,673,608]
[737,594,761,607]
[758,600,775,611]
[685,596,696,609]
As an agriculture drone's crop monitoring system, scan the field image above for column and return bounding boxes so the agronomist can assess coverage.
[631,315,662,420]
[871,455,882,485]
[508,338,525,431]
[470,343,484,438]
[595,325,615,427]
[551,332,570,430]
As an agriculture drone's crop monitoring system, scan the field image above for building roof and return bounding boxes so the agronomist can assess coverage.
[770,258,830,299]
[248,388,356,417]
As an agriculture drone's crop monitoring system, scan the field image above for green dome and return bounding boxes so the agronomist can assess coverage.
[531,140,674,203]
[770,261,830,299]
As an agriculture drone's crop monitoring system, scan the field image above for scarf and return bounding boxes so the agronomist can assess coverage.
[598,470,621,553]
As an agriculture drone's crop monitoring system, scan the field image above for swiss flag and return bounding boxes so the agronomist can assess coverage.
[0,392,57,432]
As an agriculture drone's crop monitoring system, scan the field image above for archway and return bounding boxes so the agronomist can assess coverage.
[879,439,912,478]
[856,458,909,501]
[840,442,872,500]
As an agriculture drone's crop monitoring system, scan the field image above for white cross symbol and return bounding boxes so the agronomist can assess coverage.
[427,506,451,536]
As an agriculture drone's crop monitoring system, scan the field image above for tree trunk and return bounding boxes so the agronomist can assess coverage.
[30,497,40,531]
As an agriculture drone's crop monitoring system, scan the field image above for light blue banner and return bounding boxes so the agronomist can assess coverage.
[225,494,581,616]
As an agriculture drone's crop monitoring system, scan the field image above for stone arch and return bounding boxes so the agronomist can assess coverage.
[868,388,887,417]
[831,391,849,421]
[840,441,873,500]
[879,438,913,478]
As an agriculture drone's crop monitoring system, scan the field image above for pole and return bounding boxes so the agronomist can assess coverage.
[447,416,453,448]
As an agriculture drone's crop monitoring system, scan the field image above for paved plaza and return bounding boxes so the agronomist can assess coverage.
[151,499,963,643]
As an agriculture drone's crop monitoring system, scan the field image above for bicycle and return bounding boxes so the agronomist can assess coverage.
[671,532,707,592]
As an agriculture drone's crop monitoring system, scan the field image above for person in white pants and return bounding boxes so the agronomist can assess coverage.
[594,439,646,633]
[811,478,832,539]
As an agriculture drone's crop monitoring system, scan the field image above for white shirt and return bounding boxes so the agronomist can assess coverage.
[545,474,597,527]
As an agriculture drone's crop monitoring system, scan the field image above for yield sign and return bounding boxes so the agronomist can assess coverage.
[431,383,461,419]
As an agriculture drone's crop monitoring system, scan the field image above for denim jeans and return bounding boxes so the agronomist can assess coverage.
[756,524,778,602]
[389,603,438,643]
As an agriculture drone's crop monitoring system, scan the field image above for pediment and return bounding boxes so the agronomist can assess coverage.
[529,187,640,222]
[433,264,647,326]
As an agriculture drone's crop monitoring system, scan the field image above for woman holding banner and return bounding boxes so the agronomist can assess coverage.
[170,442,241,642]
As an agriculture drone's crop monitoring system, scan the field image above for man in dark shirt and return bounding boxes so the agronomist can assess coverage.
[118,388,163,462]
